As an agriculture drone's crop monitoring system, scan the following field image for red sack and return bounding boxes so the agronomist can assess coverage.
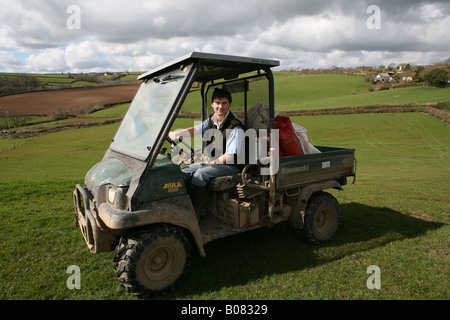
[275,116,304,156]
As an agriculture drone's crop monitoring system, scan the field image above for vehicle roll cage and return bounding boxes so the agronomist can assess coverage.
[124,52,279,208]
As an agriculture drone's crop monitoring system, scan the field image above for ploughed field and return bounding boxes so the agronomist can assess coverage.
[0,83,140,116]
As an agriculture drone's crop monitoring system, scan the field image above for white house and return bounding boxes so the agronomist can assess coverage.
[374,73,393,83]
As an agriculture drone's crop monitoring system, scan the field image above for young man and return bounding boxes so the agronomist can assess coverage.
[168,87,245,216]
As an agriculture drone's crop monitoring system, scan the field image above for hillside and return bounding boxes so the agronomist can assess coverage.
[2,72,449,114]
[272,73,449,110]
[1,72,449,133]
[0,72,142,95]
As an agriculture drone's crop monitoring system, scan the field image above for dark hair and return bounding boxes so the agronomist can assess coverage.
[211,87,232,104]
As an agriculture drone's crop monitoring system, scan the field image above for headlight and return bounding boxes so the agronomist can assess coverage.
[108,188,116,204]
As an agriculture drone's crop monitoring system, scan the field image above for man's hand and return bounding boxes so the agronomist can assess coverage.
[168,131,179,141]
[168,127,196,141]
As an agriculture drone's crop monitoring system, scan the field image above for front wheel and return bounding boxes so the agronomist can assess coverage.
[114,224,191,297]
[302,191,340,244]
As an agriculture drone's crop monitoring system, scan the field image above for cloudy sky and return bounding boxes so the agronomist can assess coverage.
[0,0,449,73]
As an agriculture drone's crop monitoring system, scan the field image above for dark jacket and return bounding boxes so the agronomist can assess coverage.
[204,112,246,169]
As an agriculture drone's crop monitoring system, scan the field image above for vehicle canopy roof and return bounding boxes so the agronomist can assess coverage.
[138,52,280,83]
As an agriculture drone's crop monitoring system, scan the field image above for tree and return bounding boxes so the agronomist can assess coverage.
[414,66,425,82]
[424,68,449,88]
[0,109,28,129]
[444,57,450,68]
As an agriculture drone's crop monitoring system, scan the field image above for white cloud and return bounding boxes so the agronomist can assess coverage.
[152,16,167,28]
[0,0,449,73]
[419,3,446,22]
[65,40,107,72]
[0,50,21,72]
[24,48,66,73]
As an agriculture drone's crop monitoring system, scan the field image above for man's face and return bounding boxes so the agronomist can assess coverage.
[211,97,231,119]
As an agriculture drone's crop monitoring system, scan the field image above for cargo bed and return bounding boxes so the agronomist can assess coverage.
[276,146,356,189]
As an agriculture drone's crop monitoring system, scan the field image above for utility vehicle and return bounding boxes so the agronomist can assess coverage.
[73,52,356,297]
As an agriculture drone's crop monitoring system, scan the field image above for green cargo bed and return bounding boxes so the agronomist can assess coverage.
[276,146,356,189]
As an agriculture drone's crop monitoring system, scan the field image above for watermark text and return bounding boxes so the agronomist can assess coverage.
[66,265,81,290]
[366,265,381,290]
[66,5,81,30]
[366,5,381,30]
[170,128,280,175]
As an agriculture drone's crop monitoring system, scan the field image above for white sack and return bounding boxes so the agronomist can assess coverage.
[292,123,321,155]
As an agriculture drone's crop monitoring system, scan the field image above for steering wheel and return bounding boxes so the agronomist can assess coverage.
[165,136,196,165]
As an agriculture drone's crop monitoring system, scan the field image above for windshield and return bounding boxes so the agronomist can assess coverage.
[110,64,193,160]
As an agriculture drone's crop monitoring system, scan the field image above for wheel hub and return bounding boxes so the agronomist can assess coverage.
[144,246,175,282]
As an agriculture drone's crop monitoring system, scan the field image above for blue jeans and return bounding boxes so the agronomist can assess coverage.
[181,162,241,187]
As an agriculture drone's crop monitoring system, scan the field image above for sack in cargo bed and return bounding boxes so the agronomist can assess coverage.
[292,123,321,155]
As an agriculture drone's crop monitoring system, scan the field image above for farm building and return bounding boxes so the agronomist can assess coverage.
[374,73,393,83]
[401,71,416,83]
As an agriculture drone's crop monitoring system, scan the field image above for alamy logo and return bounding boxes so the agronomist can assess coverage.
[66,5,81,30]
[366,265,381,290]
[66,265,81,290]
[366,5,381,30]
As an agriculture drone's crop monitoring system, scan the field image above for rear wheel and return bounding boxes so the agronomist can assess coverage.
[302,191,340,244]
[114,224,191,297]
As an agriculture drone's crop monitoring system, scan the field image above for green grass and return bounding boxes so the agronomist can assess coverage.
[1,103,130,134]
[282,86,450,110]
[0,112,448,300]
[88,103,130,118]
[0,124,118,180]
[294,113,449,221]
[174,73,450,113]
[274,73,368,107]
[272,73,450,110]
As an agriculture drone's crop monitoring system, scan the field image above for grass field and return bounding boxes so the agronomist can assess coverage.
[0,109,448,300]
[273,73,450,110]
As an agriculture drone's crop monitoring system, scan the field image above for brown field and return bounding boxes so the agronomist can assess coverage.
[0,83,140,115]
